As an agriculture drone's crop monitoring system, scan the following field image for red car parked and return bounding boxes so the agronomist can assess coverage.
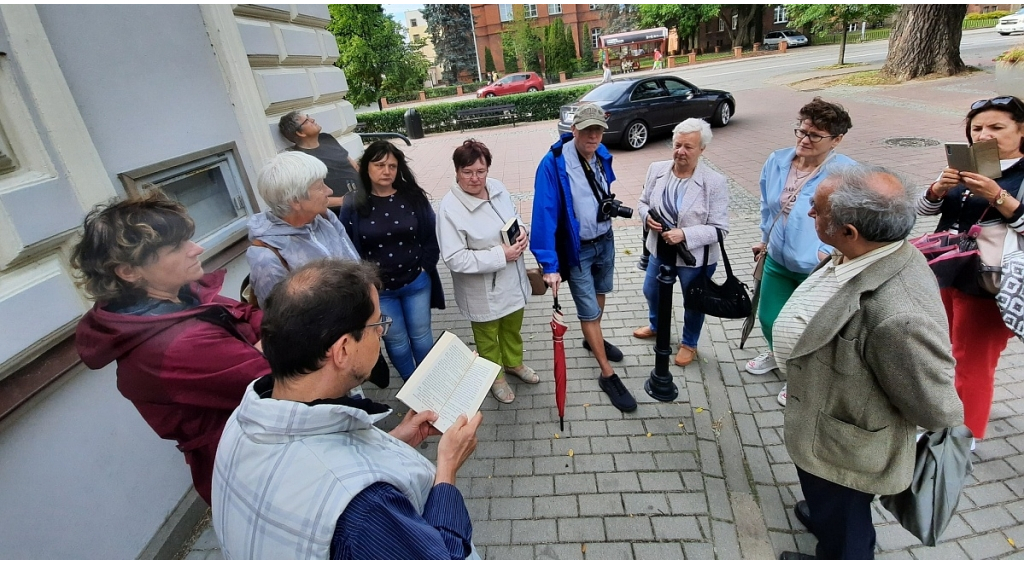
[476,72,545,98]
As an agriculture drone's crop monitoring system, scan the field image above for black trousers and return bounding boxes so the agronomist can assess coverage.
[797,466,876,559]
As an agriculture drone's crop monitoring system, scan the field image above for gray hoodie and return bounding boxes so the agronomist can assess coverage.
[246,211,359,307]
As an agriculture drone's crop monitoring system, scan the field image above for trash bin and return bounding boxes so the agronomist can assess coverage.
[404,108,424,140]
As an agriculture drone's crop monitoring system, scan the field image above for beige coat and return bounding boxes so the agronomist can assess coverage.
[637,159,729,267]
[784,243,964,495]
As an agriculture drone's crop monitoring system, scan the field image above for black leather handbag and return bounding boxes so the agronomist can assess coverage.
[684,228,752,319]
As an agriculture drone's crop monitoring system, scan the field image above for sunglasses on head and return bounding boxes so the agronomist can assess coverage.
[971,96,1024,112]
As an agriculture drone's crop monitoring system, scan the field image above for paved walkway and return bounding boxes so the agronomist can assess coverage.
[185,70,1024,559]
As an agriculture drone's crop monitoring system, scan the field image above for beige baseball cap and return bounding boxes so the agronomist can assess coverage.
[572,103,608,130]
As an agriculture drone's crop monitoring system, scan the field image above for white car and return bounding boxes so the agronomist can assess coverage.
[996,8,1024,36]
[764,29,809,48]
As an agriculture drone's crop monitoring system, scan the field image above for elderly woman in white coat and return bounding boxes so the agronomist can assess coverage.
[634,118,729,367]
[437,139,538,404]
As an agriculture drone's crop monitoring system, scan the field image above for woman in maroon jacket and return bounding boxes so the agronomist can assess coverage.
[72,194,267,504]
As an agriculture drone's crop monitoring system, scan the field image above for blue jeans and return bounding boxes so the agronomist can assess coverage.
[379,270,434,379]
[642,254,716,348]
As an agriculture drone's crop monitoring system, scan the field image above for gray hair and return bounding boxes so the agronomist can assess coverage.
[672,118,713,148]
[823,164,916,243]
[257,151,328,217]
[278,111,304,143]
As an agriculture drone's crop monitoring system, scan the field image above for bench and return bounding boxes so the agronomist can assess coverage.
[455,104,517,132]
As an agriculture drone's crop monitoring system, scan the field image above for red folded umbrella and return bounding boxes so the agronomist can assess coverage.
[550,294,568,431]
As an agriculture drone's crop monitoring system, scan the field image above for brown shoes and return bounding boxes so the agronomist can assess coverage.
[674,345,696,367]
[632,326,656,339]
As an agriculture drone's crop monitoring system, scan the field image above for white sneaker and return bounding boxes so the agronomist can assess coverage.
[746,351,778,375]
[777,384,788,406]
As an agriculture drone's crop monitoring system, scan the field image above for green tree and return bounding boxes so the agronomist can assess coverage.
[484,46,496,73]
[501,32,518,72]
[327,4,427,109]
[542,18,575,78]
[599,4,640,34]
[505,5,542,73]
[785,4,898,65]
[881,4,968,80]
[579,23,595,70]
[638,4,719,53]
[422,4,480,83]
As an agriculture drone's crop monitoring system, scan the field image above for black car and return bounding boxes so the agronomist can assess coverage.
[557,75,735,150]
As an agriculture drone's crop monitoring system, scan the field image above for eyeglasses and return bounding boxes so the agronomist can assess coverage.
[363,314,392,337]
[458,169,488,179]
[299,116,313,128]
[971,96,1024,112]
[794,128,836,143]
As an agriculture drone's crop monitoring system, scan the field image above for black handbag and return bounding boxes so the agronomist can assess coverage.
[684,229,752,319]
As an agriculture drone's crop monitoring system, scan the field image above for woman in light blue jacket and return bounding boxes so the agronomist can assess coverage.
[745,98,856,406]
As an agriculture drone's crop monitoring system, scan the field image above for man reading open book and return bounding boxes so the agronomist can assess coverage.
[213,258,482,559]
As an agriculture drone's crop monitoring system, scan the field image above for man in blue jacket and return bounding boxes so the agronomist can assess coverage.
[530,103,636,412]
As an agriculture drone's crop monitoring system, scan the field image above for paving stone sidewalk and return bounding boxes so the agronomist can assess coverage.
[185,74,1024,559]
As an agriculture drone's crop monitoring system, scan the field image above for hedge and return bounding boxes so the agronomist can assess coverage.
[385,91,419,104]
[966,10,1010,20]
[359,85,595,135]
[425,86,458,99]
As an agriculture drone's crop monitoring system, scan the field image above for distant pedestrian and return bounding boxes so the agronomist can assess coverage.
[652,48,663,70]
[601,62,612,84]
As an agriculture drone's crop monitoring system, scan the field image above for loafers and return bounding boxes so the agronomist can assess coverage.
[583,339,624,362]
[632,326,656,339]
[674,344,696,367]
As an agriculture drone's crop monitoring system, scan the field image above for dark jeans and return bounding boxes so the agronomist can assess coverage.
[797,466,876,559]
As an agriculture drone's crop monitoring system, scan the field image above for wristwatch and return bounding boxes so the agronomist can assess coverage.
[996,190,1010,206]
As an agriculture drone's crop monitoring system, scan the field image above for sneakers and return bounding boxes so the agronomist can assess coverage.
[637,256,649,271]
[598,373,637,412]
[674,344,696,367]
[583,339,624,362]
[632,326,656,339]
[746,351,778,375]
[777,384,787,406]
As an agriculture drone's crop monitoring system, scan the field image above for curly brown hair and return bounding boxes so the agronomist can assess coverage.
[799,97,853,137]
[452,139,493,170]
[70,193,195,304]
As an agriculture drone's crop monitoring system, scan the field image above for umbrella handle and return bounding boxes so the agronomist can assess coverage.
[553,294,562,314]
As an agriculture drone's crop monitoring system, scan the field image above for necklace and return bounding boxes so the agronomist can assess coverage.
[793,168,812,180]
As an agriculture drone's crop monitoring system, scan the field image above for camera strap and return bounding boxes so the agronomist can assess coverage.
[576,148,610,203]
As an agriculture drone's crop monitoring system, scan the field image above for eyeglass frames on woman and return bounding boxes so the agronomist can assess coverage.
[971,97,1024,112]
[363,314,393,337]
[794,128,836,143]
[458,169,488,179]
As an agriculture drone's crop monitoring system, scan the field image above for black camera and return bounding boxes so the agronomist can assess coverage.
[597,196,634,221]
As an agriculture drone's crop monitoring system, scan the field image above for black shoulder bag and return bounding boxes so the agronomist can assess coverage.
[684,228,752,319]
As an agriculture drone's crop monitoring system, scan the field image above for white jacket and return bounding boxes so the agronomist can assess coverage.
[437,178,530,322]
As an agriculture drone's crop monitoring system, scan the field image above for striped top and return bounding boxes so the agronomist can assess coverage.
[916,158,1024,234]
[773,241,904,375]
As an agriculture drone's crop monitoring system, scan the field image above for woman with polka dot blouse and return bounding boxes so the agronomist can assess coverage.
[340,141,445,380]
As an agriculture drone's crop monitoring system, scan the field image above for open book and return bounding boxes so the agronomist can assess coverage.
[396,331,500,433]
[500,217,521,246]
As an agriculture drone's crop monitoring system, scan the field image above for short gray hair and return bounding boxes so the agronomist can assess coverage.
[823,164,916,243]
[257,151,328,217]
[278,111,304,143]
[672,118,713,148]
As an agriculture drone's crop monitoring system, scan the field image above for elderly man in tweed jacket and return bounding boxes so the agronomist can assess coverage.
[774,164,963,560]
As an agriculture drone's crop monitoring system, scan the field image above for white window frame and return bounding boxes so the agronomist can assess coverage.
[774,5,788,24]
[118,142,255,253]
[524,4,538,19]
[591,27,602,49]
[589,4,599,10]
[548,4,562,15]
[732,14,738,31]
[499,4,514,22]
[718,18,725,32]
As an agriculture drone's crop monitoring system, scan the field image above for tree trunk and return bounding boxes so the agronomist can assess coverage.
[838,27,848,65]
[881,4,968,81]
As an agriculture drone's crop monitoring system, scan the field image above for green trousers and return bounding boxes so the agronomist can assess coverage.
[470,308,526,369]
[758,255,810,350]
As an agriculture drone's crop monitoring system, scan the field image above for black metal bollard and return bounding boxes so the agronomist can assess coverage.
[645,237,679,401]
